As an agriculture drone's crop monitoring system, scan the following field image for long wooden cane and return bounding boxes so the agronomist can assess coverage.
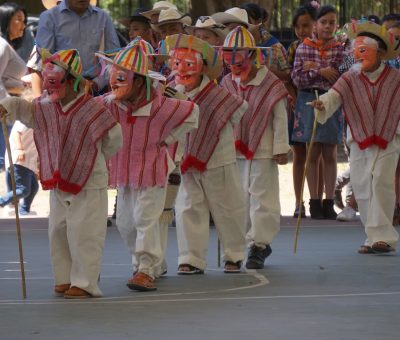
[1,115,27,298]
[293,90,320,253]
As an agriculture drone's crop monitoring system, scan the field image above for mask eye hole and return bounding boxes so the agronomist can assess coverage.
[359,47,366,53]
[117,75,126,82]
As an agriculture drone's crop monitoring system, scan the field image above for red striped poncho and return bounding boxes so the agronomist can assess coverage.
[333,65,400,150]
[221,69,288,159]
[32,94,117,194]
[105,95,195,189]
[180,81,245,174]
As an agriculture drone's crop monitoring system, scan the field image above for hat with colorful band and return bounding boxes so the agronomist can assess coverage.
[165,33,223,81]
[346,20,400,60]
[42,48,83,78]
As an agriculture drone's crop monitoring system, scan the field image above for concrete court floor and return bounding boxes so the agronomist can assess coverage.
[0,217,399,340]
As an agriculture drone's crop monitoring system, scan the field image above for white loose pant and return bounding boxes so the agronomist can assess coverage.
[116,186,166,278]
[176,163,246,270]
[49,188,108,297]
[350,140,400,247]
[237,158,281,247]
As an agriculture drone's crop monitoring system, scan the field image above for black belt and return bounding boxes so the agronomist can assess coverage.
[300,88,328,94]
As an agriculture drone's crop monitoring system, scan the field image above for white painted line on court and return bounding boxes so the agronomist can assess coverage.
[0,262,27,264]
[4,270,30,272]
[0,291,399,306]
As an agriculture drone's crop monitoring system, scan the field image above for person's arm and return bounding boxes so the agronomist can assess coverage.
[0,97,35,128]
[35,11,56,52]
[164,103,199,145]
[13,130,25,163]
[101,123,122,160]
[309,89,343,124]
[291,44,320,88]
[271,98,290,164]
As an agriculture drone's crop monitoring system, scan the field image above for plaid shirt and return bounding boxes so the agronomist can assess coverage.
[291,38,344,90]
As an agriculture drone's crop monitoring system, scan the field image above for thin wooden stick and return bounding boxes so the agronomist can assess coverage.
[293,90,320,253]
[217,239,221,268]
[1,116,27,298]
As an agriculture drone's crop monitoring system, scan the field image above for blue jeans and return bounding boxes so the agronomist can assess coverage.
[0,165,39,212]
[0,124,12,170]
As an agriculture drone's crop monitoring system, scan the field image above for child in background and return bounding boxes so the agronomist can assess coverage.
[287,3,324,218]
[291,5,344,220]
[0,120,38,215]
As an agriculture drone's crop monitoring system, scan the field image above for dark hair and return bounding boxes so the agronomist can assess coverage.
[292,5,317,27]
[382,13,400,23]
[358,32,387,51]
[239,3,268,23]
[316,5,337,20]
[0,2,27,49]
[366,15,381,25]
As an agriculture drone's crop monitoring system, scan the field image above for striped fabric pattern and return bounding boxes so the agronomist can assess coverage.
[32,95,117,194]
[333,65,400,150]
[106,95,195,189]
[180,81,244,173]
[222,71,288,159]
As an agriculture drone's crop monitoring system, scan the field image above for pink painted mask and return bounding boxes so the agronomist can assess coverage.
[109,65,134,101]
[354,36,379,72]
[223,50,252,83]
[42,63,67,102]
[170,48,204,91]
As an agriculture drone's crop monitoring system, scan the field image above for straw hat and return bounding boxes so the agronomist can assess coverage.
[185,16,228,40]
[42,0,97,10]
[42,49,83,79]
[222,26,257,50]
[96,38,165,81]
[346,20,400,60]
[211,7,257,30]
[165,34,222,81]
[151,8,192,32]
[141,1,177,23]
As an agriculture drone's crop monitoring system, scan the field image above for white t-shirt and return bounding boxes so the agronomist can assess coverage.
[5,120,38,173]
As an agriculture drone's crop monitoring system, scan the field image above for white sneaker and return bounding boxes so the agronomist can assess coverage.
[336,206,357,222]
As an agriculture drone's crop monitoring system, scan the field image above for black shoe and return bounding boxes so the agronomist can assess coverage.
[309,199,324,219]
[322,199,337,220]
[245,244,272,269]
[293,202,306,218]
[107,219,113,227]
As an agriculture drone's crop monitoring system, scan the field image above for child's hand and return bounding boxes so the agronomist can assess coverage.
[307,100,326,111]
[0,105,8,119]
[274,153,288,165]
[319,67,339,83]
[303,61,318,71]
[17,150,25,162]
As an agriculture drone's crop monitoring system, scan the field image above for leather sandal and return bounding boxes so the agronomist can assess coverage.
[54,283,71,296]
[177,264,204,275]
[371,241,395,254]
[64,286,91,299]
[224,261,242,273]
[127,272,157,291]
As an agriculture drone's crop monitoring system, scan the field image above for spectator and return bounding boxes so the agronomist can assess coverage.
[36,0,120,93]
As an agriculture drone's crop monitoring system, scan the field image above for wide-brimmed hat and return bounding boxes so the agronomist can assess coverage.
[141,1,177,23]
[185,16,228,40]
[119,8,150,28]
[41,48,83,79]
[96,38,165,81]
[165,34,222,81]
[151,8,192,32]
[211,7,258,30]
[346,20,400,60]
[42,0,97,10]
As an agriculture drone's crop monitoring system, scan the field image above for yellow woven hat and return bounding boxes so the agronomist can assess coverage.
[42,49,83,79]
[346,20,400,60]
[96,38,166,81]
[165,33,222,81]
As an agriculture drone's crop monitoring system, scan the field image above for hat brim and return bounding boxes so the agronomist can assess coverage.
[165,34,222,81]
[42,0,96,10]
[151,15,192,32]
[140,8,168,22]
[118,15,150,28]
[95,52,166,82]
[346,21,400,60]
[184,25,228,40]
[41,48,82,79]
